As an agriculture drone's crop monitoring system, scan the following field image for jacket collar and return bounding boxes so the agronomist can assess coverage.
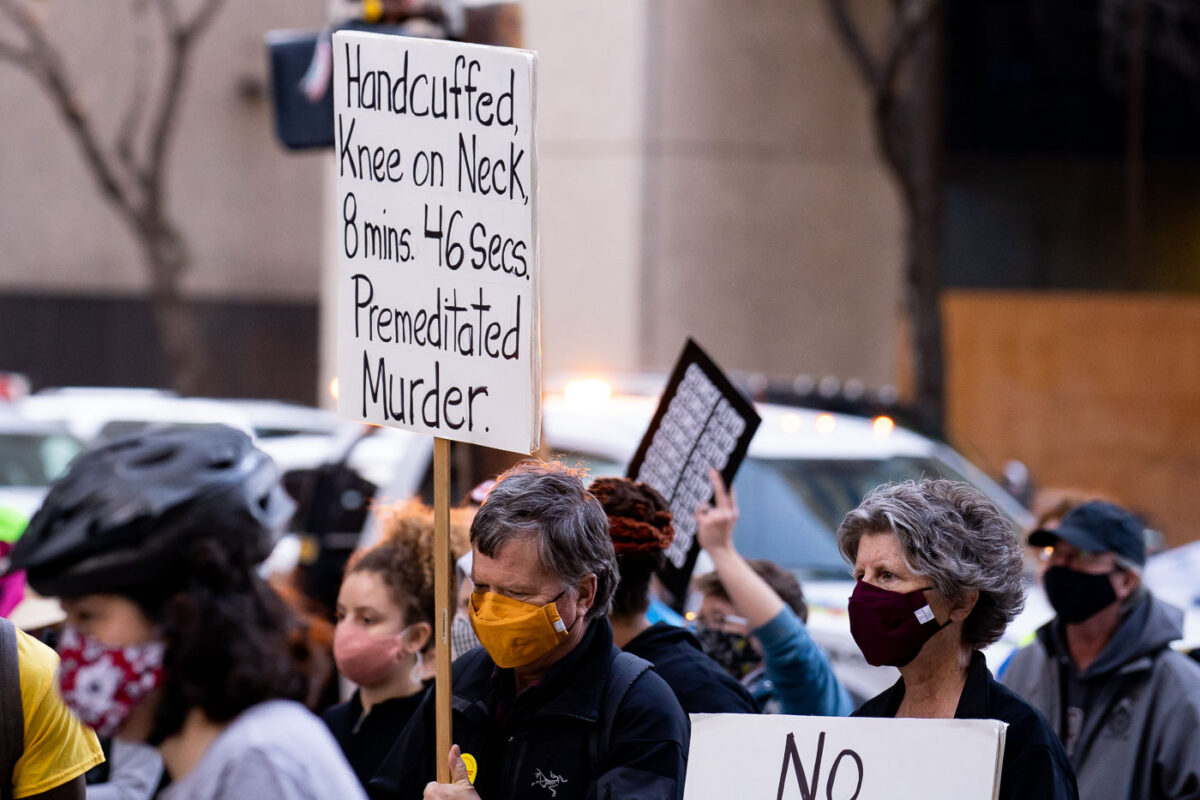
[451,618,616,723]
[627,621,698,650]
[864,650,992,719]
[1036,591,1181,678]
[953,651,994,719]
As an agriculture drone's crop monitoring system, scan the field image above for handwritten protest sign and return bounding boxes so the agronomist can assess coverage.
[333,32,540,454]
[685,714,1006,800]
[627,339,760,603]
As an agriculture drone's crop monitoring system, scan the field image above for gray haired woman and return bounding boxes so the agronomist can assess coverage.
[838,479,1078,800]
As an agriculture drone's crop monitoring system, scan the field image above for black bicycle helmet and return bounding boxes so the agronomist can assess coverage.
[9,424,295,598]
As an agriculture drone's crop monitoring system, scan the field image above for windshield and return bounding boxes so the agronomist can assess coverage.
[0,432,83,487]
[732,456,977,579]
[556,449,1002,581]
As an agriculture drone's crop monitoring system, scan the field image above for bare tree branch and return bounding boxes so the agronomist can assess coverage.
[0,0,223,393]
[143,0,194,217]
[878,0,942,98]
[0,38,31,68]
[183,0,227,43]
[116,0,153,176]
[0,0,138,222]
[0,0,28,26]
[827,0,947,433]
[154,0,183,35]
[140,0,226,220]
[825,0,883,87]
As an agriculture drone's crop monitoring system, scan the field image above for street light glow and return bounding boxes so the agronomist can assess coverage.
[563,378,611,409]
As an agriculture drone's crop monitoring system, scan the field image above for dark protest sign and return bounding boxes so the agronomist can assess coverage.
[685,714,1006,800]
[627,339,761,603]
[333,32,540,454]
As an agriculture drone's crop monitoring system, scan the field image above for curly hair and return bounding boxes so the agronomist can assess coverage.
[348,500,474,651]
[146,538,309,745]
[836,479,1025,650]
[589,477,675,617]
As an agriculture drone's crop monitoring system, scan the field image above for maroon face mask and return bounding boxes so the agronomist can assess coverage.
[847,580,948,667]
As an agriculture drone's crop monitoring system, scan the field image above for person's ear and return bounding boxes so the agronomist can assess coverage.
[948,589,979,625]
[402,621,433,654]
[574,573,598,617]
[1112,569,1140,602]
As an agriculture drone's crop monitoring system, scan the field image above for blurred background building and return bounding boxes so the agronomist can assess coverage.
[1,0,1197,544]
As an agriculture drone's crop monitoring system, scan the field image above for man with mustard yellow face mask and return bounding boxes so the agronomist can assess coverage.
[369,461,690,800]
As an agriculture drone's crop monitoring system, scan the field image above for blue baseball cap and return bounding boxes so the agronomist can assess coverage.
[1028,500,1147,568]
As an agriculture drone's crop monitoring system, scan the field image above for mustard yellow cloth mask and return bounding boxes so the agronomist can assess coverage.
[468,590,570,668]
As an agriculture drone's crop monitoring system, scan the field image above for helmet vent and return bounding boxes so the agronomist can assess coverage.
[129,445,178,469]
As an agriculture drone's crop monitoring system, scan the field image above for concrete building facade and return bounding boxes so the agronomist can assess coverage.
[1,1,903,403]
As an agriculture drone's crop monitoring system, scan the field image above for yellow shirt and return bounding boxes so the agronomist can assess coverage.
[12,628,105,798]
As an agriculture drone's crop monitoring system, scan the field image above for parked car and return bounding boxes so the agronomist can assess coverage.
[0,410,85,519]
[321,379,1027,701]
[538,384,1037,701]
[17,387,255,444]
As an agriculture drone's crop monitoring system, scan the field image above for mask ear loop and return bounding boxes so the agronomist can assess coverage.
[558,590,589,636]
[914,587,954,631]
[411,648,424,684]
[399,622,430,684]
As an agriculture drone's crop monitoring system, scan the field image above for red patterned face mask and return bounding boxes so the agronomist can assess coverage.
[56,625,165,737]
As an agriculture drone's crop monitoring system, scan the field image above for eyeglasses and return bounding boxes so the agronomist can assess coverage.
[1037,544,1114,571]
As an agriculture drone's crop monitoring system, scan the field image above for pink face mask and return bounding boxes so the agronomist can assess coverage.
[56,625,165,737]
[333,623,405,687]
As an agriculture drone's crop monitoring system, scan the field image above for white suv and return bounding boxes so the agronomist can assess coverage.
[537,385,1033,702]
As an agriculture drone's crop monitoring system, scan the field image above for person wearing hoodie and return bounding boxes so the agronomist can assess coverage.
[1001,501,1200,800]
[590,476,758,715]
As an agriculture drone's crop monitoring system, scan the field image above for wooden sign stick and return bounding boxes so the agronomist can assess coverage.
[433,437,453,783]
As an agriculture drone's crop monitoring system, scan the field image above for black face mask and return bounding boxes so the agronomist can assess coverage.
[1043,565,1118,623]
[694,624,761,680]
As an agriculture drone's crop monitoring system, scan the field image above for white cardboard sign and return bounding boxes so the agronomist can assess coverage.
[333,32,540,454]
[685,714,1006,800]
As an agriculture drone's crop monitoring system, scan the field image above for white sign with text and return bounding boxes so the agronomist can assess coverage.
[685,714,1006,800]
[333,32,540,454]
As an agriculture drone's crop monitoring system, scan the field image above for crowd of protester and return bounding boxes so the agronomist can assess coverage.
[2,424,1198,799]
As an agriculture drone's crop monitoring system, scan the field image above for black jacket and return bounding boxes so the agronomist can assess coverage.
[855,650,1078,800]
[369,619,689,800]
[323,689,426,788]
[623,623,758,714]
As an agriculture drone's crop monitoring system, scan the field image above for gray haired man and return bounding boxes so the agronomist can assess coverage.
[370,460,690,800]
[1001,501,1200,800]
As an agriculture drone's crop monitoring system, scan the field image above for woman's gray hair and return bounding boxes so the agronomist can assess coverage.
[471,460,617,620]
[836,479,1025,650]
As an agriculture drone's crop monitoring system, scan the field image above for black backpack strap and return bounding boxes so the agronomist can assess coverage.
[0,618,23,800]
[589,651,651,777]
